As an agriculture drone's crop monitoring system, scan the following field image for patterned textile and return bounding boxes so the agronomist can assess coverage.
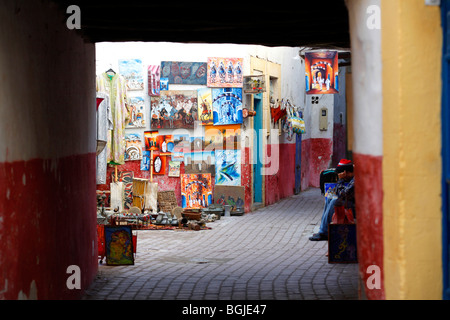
[96,73,129,165]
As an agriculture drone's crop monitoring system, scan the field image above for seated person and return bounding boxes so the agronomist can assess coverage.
[309,159,355,241]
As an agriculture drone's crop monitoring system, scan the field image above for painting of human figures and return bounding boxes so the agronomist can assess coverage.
[207,57,244,88]
[150,90,198,129]
[212,88,243,125]
[305,51,339,94]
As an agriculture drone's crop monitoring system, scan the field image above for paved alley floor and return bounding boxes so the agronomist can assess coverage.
[83,188,359,300]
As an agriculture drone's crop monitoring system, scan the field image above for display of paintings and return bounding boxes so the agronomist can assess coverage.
[126,96,146,128]
[160,78,169,91]
[161,61,208,85]
[118,59,144,91]
[168,161,181,177]
[104,225,134,266]
[305,51,339,94]
[152,154,166,175]
[148,65,161,97]
[155,134,174,155]
[180,174,213,209]
[207,57,244,87]
[205,124,241,150]
[212,88,243,125]
[215,150,241,186]
[197,87,213,125]
[125,133,143,161]
[144,130,158,151]
[184,151,215,175]
[214,185,245,212]
[141,150,150,171]
[150,90,198,129]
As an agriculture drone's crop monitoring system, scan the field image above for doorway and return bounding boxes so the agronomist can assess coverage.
[253,93,263,206]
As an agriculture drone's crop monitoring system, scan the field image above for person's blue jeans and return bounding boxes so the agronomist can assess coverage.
[318,196,338,235]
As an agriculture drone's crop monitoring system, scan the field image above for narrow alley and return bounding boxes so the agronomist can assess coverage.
[83,188,359,300]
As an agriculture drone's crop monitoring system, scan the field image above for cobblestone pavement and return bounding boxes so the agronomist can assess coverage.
[83,188,359,300]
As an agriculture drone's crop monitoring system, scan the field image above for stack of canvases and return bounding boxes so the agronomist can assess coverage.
[96,58,248,217]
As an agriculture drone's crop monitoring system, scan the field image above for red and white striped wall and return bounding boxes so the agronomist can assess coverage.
[0,1,98,299]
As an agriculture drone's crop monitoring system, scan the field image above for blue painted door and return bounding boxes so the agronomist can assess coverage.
[253,94,263,204]
[295,115,302,194]
[441,0,450,300]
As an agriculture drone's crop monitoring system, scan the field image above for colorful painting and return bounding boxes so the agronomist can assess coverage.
[141,150,150,171]
[155,134,174,155]
[173,133,190,153]
[212,88,243,125]
[205,124,241,150]
[126,96,146,128]
[112,171,134,209]
[305,51,339,94]
[105,226,134,265]
[198,87,213,125]
[190,136,205,152]
[184,151,215,175]
[215,150,241,186]
[180,174,213,209]
[152,154,166,175]
[207,57,244,87]
[160,78,169,91]
[168,161,181,177]
[125,133,143,161]
[150,90,198,129]
[148,65,161,97]
[118,59,144,91]
[214,185,245,212]
[161,61,208,85]
[144,130,158,151]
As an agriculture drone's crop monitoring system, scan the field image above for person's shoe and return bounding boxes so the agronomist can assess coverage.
[309,233,328,241]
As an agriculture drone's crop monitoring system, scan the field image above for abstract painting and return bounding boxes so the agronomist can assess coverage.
[184,151,215,175]
[207,57,244,87]
[126,96,146,128]
[198,87,213,125]
[148,65,161,97]
[214,185,245,212]
[215,150,241,186]
[180,174,213,209]
[305,51,339,94]
[105,226,134,265]
[150,90,198,129]
[124,133,143,161]
[118,59,144,91]
[212,88,243,125]
[161,61,207,85]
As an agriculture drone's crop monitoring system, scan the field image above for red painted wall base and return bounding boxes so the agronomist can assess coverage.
[353,152,385,300]
[0,154,98,300]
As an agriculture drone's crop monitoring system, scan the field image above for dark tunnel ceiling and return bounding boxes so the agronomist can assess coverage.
[53,0,351,49]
